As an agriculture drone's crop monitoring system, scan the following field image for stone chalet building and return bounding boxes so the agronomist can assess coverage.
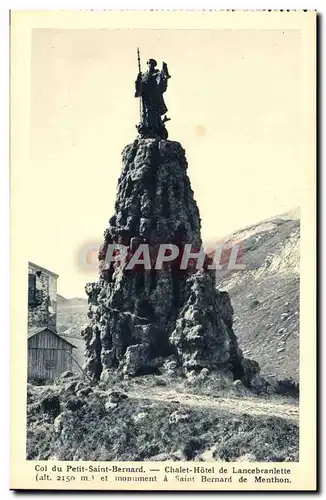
[27,262,76,381]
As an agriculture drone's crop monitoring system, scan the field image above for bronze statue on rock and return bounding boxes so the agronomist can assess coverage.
[135,51,171,139]
[81,51,266,393]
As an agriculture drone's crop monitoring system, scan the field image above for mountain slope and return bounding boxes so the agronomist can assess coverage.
[57,296,88,337]
[56,296,88,373]
[215,211,300,382]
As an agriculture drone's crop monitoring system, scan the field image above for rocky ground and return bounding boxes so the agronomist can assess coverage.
[27,371,299,462]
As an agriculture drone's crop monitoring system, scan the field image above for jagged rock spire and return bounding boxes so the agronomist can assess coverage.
[81,138,249,381]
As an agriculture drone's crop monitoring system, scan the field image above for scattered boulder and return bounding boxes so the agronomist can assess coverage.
[93,389,110,400]
[232,379,252,396]
[59,371,75,380]
[62,380,78,396]
[53,411,71,435]
[105,401,118,411]
[40,394,61,418]
[275,378,299,397]
[182,438,203,460]
[65,396,84,412]
[27,383,34,400]
[99,369,115,385]
[122,344,150,376]
[75,381,88,392]
[241,358,261,387]
[107,391,128,404]
[133,412,148,423]
[250,374,270,394]
[200,445,219,461]
[198,368,210,379]
[160,355,179,376]
[169,411,190,424]
[76,387,93,398]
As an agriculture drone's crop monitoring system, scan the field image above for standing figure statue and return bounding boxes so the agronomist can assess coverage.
[135,56,171,139]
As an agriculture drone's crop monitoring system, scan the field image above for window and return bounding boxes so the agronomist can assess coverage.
[28,274,36,305]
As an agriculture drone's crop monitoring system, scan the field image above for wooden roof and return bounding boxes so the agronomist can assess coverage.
[28,327,77,348]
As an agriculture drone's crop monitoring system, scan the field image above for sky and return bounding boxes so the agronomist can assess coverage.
[28,27,306,297]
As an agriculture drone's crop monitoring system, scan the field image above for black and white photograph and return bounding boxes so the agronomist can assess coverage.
[9,9,316,491]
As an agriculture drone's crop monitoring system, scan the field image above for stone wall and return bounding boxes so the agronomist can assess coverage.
[28,263,58,330]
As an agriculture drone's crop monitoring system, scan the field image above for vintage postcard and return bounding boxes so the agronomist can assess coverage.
[10,10,316,491]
